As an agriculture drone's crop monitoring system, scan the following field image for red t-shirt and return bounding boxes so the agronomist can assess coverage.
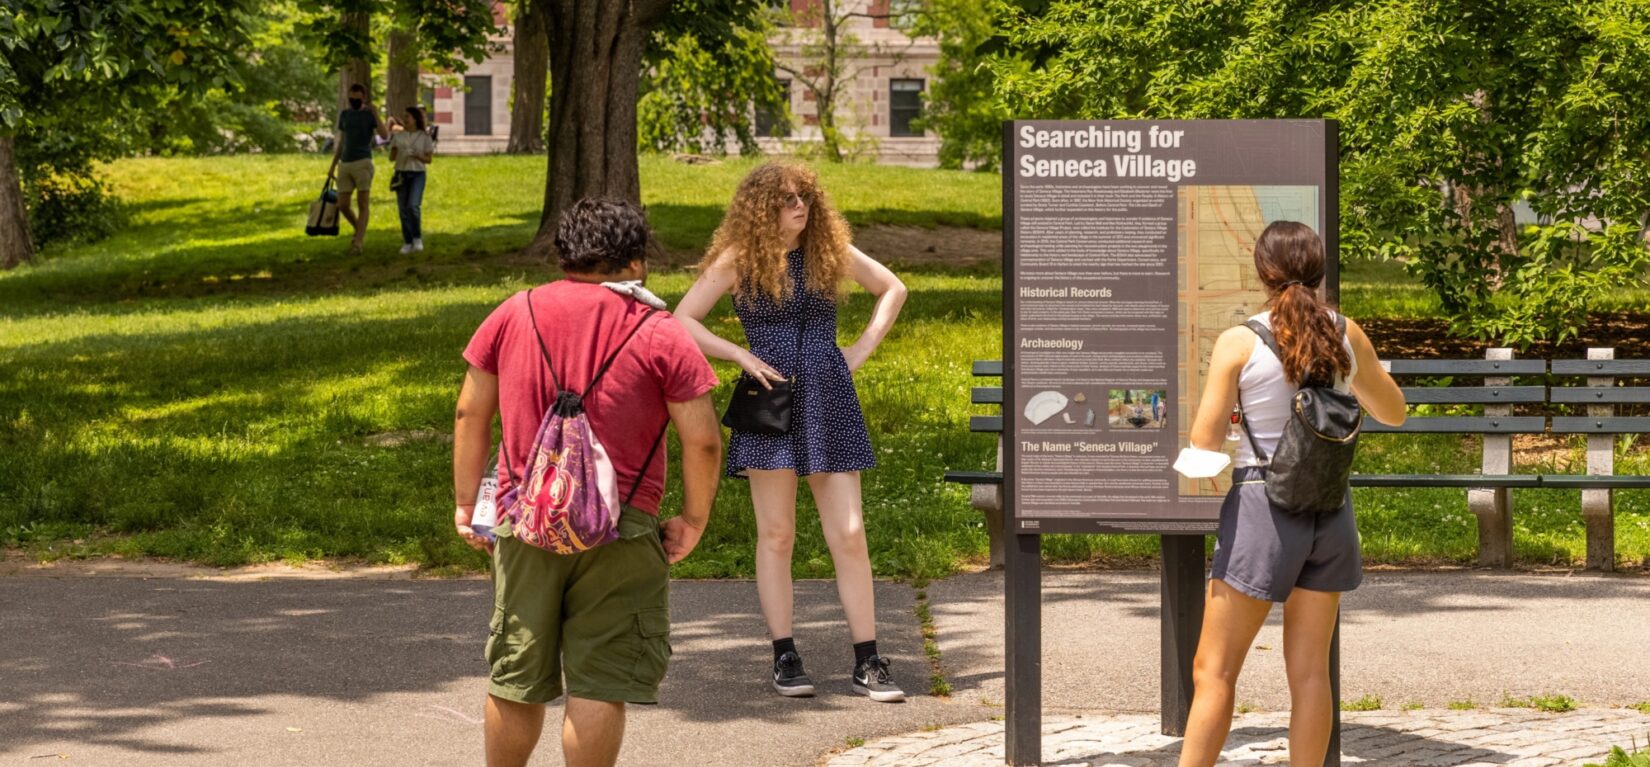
[463,281,719,515]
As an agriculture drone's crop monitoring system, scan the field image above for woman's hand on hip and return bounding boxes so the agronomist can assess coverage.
[736,349,786,390]
[842,342,871,373]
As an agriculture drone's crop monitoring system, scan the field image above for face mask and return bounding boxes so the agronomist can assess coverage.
[349,98,363,110]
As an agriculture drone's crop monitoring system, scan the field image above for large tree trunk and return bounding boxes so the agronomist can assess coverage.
[336,10,372,115]
[538,0,673,242]
[386,25,420,117]
[508,0,550,154]
[0,135,33,270]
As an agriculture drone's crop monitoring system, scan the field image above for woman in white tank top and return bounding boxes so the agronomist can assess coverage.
[1178,222,1406,767]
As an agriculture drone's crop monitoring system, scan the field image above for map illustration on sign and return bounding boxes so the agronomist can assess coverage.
[1176,185,1319,497]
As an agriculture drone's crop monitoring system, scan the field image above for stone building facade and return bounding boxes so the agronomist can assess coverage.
[422,0,941,165]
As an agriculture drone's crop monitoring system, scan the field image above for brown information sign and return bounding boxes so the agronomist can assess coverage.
[1005,120,1338,534]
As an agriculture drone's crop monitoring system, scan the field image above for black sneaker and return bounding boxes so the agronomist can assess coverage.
[772,651,816,697]
[851,655,906,702]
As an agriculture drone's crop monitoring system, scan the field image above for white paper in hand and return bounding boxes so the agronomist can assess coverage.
[1173,447,1231,479]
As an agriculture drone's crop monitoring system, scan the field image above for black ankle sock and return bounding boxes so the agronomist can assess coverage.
[773,637,797,661]
[853,640,878,666]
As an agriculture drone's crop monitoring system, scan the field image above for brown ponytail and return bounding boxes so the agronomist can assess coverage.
[1252,221,1350,386]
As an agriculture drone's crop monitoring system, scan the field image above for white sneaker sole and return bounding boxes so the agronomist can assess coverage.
[773,679,815,697]
[852,682,906,702]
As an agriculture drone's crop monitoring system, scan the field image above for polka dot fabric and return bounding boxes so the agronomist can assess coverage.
[726,248,876,477]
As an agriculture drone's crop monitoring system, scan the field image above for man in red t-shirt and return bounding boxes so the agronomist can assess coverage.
[452,198,722,767]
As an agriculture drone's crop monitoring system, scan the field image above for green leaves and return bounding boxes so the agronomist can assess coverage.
[975,0,1650,346]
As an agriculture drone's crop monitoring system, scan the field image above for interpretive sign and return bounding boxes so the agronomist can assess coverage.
[1004,120,1338,534]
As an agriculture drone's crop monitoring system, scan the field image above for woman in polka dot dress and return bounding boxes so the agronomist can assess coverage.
[676,162,909,702]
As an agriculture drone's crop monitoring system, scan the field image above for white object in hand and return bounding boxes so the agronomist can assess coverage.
[1173,447,1231,479]
[471,476,500,541]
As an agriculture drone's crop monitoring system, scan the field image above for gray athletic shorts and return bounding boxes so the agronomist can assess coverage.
[1209,466,1362,602]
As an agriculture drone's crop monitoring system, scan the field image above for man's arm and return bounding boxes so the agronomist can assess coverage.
[453,365,500,551]
[328,112,342,176]
[660,393,721,563]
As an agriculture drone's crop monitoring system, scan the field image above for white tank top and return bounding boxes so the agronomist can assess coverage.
[1233,311,1358,468]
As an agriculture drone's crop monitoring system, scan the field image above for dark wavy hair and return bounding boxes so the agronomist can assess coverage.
[1253,221,1351,386]
[554,198,650,274]
[404,105,426,131]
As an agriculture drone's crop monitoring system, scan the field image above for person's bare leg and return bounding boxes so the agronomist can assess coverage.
[353,190,371,248]
[562,696,625,767]
[806,471,876,643]
[1177,579,1272,767]
[749,469,800,640]
[338,192,358,229]
[484,694,545,767]
[1283,587,1341,767]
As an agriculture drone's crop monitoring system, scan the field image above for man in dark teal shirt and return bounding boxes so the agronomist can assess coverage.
[327,83,388,253]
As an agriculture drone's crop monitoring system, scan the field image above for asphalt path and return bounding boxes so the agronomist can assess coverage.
[0,569,989,767]
[5,565,1646,766]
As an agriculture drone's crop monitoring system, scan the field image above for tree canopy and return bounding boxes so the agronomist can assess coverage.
[960,0,1650,344]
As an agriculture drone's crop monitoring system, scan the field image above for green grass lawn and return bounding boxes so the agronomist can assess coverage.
[2,153,1645,576]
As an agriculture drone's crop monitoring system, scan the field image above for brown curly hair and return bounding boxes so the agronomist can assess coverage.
[1253,221,1351,386]
[700,162,853,302]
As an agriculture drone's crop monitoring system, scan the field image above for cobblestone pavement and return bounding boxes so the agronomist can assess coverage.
[824,710,1650,767]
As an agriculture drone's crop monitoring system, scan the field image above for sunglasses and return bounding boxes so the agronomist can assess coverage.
[779,192,812,210]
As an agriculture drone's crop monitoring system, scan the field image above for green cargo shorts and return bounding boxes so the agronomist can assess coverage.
[486,507,671,705]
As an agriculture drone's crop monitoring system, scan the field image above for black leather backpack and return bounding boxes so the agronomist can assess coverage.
[1239,316,1363,514]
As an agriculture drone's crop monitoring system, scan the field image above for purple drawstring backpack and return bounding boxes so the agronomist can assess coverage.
[497,289,666,554]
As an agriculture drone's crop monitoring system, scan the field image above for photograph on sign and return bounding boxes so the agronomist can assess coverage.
[1005,120,1337,534]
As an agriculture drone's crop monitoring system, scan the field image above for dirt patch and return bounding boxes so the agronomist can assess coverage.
[853,224,1002,267]
[650,224,1002,269]
[1360,312,1650,360]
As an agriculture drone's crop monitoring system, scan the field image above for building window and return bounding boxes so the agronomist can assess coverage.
[755,79,791,138]
[420,84,436,111]
[889,79,924,137]
[889,0,921,30]
[464,75,492,136]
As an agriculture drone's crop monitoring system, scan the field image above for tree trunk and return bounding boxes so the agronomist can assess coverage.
[336,10,372,116]
[538,0,673,242]
[0,134,34,270]
[508,0,550,154]
[386,25,420,117]
[818,0,844,162]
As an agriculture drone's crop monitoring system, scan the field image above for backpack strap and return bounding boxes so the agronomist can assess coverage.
[583,308,660,399]
[621,421,670,508]
[1238,320,1276,466]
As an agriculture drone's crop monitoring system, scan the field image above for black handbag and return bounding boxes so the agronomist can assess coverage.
[721,308,805,436]
[1238,316,1363,514]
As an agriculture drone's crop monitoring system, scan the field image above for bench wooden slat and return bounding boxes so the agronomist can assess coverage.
[944,470,1003,485]
[1552,360,1650,376]
[943,471,1650,489]
[973,360,1003,377]
[971,415,1003,433]
[1400,386,1547,404]
[1363,416,1547,433]
[972,387,1003,404]
[1551,416,1650,434]
[1351,474,1541,488]
[1384,359,1547,375]
[1537,475,1650,489]
[1550,387,1650,404]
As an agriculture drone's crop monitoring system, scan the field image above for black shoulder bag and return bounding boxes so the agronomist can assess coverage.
[720,309,805,436]
[1239,315,1363,514]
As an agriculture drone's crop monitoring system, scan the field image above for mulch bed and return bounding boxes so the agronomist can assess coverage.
[1359,312,1650,360]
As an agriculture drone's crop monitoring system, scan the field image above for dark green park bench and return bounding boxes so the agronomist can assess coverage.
[946,349,1650,571]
